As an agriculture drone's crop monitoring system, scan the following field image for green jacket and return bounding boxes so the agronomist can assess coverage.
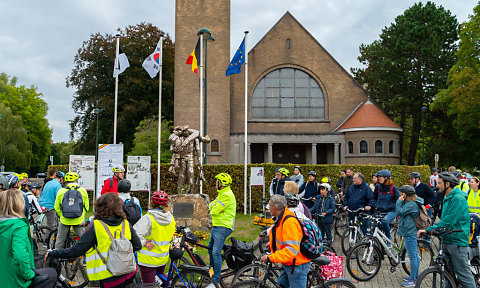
[54,183,90,226]
[209,186,236,230]
[426,187,470,246]
[0,217,35,288]
[396,197,423,237]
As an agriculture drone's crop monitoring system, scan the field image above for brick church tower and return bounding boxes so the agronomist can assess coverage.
[174,0,231,163]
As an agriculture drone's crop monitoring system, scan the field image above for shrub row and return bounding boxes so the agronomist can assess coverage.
[49,163,430,212]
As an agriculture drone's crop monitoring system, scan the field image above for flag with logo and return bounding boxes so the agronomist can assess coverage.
[113,47,130,77]
[226,37,245,77]
[142,40,163,78]
[186,39,200,74]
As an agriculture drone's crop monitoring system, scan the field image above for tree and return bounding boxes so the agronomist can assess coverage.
[128,117,172,163]
[432,2,480,167]
[0,73,52,172]
[51,140,75,165]
[0,103,32,171]
[67,23,175,156]
[352,2,459,165]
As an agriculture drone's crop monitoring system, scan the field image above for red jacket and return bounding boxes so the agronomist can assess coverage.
[101,177,119,195]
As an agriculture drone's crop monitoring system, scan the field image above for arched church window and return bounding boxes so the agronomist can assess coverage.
[360,140,368,154]
[389,140,394,154]
[251,68,325,120]
[210,139,219,153]
[348,141,353,154]
[375,140,383,154]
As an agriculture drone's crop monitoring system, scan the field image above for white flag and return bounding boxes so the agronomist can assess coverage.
[142,39,162,78]
[113,48,130,77]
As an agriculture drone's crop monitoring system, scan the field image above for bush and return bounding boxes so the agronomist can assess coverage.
[48,163,430,212]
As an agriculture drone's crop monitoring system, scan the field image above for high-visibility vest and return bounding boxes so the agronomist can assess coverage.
[137,214,176,266]
[468,189,480,214]
[85,219,132,281]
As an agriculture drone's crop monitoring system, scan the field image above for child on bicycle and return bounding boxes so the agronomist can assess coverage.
[396,185,421,287]
[310,183,335,244]
[134,191,176,286]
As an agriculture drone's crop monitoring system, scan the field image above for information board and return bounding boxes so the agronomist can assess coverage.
[126,156,151,191]
[250,167,265,186]
[69,155,95,191]
[97,144,124,198]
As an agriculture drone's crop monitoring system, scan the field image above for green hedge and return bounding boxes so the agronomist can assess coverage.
[49,164,430,212]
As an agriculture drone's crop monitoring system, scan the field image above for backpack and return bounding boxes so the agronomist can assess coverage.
[281,213,323,259]
[61,187,85,218]
[410,202,432,230]
[376,185,395,199]
[95,220,136,276]
[122,199,141,225]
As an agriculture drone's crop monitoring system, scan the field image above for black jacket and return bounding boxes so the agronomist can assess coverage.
[414,182,435,206]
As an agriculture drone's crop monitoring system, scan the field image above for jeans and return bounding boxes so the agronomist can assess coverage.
[277,262,311,288]
[380,211,396,241]
[319,221,332,243]
[404,235,419,281]
[54,223,84,249]
[208,226,232,283]
[444,243,476,288]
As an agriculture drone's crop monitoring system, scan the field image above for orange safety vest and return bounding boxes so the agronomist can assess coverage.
[268,208,310,266]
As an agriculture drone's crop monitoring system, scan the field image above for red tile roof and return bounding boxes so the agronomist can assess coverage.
[335,100,401,132]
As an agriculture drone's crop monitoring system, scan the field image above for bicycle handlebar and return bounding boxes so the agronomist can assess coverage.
[347,208,365,213]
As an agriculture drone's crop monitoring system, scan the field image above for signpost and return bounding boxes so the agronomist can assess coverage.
[250,167,265,216]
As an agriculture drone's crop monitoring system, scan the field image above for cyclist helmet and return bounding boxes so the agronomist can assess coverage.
[285,193,300,207]
[372,172,378,177]
[438,172,460,188]
[377,169,392,178]
[307,171,317,177]
[452,170,461,178]
[117,179,131,193]
[215,173,232,187]
[27,182,41,190]
[152,190,169,206]
[320,177,331,183]
[7,174,19,189]
[294,165,301,172]
[399,185,416,196]
[169,248,184,260]
[64,172,79,182]
[319,183,331,191]
[21,172,28,179]
[409,172,421,179]
[275,167,282,172]
[56,171,65,179]
[278,168,289,177]
[112,165,125,173]
[0,175,8,190]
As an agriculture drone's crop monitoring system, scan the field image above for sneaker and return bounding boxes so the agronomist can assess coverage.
[403,276,412,282]
[401,280,416,287]
[205,283,217,288]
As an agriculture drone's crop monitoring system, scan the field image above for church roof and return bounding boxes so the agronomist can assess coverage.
[334,100,402,133]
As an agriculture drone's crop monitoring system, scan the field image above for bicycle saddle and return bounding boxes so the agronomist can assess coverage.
[312,256,331,266]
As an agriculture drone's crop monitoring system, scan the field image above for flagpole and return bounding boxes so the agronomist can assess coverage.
[113,34,120,144]
[244,31,249,215]
[157,34,164,194]
[199,33,204,194]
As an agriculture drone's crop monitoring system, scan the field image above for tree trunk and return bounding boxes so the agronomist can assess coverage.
[407,111,422,165]
[399,112,406,165]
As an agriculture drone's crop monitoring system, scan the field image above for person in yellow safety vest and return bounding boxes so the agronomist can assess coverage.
[453,170,469,193]
[207,173,237,287]
[134,191,176,286]
[46,193,142,288]
[468,177,480,214]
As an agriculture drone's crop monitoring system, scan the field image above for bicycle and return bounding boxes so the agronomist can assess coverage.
[230,256,357,288]
[341,208,367,255]
[44,252,89,288]
[30,210,54,249]
[346,213,433,281]
[333,203,349,237]
[415,228,480,288]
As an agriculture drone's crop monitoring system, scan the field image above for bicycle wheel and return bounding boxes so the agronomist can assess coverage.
[323,278,357,288]
[334,212,348,237]
[46,228,58,250]
[36,225,54,246]
[346,242,382,281]
[400,239,434,275]
[171,269,219,288]
[232,263,279,286]
[230,280,263,288]
[341,227,362,255]
[415,267,457,288]
[67,257,89,288]
[390,227,401,246]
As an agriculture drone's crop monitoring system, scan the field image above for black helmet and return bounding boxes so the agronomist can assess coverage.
[438,172,459,188]
[409,172,421,179]
[307,171,317,177]
[285,193,300,207]
[117,179,131,193]
[169,248,184,260]
[399,185,416,196]
[27,182,41,190]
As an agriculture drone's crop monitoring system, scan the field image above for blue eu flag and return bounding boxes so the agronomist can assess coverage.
[226,37,245,77]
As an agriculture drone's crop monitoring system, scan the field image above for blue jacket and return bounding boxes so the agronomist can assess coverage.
[374,184,400,212]
[290,174,304,188]
[299,180,319,208]
[310,194,335,223]
[396,197,423,237]
[38,179,62,209]
[344,182,375,210]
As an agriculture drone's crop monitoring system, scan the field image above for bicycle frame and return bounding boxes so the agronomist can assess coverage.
[370,226,404,262]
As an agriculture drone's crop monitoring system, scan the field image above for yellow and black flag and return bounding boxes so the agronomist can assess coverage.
[186,39,200,74]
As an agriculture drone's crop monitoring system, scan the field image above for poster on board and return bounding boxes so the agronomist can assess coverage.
[126,156,151,192]
[250,167,265,186]
[97,144,124,198]
[69,155,95,191]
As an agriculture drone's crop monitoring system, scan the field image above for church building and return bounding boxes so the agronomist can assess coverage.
[174,0,402,165]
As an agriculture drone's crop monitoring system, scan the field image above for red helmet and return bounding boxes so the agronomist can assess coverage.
[152,190,168,206]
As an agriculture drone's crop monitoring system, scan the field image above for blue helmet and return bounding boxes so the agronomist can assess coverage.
[377,169,392,178]
[7,174,19,189]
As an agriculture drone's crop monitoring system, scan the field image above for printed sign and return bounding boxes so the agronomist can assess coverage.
[97,144,124,198]
[250,167,265,186]
[126,156,151,191]
[69,155,95,191]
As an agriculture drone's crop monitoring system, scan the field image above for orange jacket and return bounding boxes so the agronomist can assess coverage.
[268,208,310,266]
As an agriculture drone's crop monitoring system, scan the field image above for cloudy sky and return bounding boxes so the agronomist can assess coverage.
[0,0,475,143]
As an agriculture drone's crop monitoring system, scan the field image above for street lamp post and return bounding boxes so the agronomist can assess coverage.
[0,113,4,172]
[421,106,427,165]
[93,108,100,197]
